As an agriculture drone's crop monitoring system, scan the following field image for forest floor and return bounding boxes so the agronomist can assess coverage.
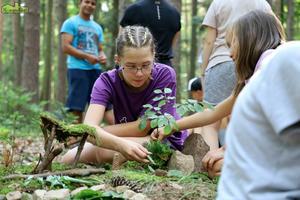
[0,136,218,199]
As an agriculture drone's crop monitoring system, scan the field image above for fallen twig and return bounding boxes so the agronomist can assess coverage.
[3,168,106,180]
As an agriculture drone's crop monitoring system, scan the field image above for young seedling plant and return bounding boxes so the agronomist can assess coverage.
[139,88,215,135]
[138,88,215,169]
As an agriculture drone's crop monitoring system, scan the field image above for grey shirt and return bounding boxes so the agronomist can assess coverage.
[217,42,300,200]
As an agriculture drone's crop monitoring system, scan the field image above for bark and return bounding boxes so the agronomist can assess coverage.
[189,0,198,83]
[275,0,282,21]
[21,0,40,103]
[287,0,294,40]
[118,0,131,22]
[0,0,3,79]
[55,0,68,103]
[108,0,119,68]
[40,0,53,109]
[11,0,24,86]
[167,0,182,102]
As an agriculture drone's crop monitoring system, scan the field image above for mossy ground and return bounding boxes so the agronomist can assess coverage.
[0,135,218,199]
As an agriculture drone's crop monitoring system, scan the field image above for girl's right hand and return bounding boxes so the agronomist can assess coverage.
[118,139,151,163]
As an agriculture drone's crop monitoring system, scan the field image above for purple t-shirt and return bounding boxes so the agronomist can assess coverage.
[90,63,188,151]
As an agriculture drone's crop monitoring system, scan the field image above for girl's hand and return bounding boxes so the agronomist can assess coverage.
[202,146,225,171]
[150,127,173,141]
[118,140,151,163]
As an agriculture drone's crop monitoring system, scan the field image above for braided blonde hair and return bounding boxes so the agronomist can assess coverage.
[116,26,155,58]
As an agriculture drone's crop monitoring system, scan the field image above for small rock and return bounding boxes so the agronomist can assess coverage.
[169,182,183,190]
[168,151,194,175]
[0,195,6,200]
[123,190,136,199]
[90,184,105,191]
[130,193,149,200]
[182,134,210,173]
[8,183,20,190]
[44,189,70,200]
[154,169,169,177]
[33,190,46,200]
[21,193,33,200]
[70,187,88,196]
[116,185,130,194]
[6,191,22,200]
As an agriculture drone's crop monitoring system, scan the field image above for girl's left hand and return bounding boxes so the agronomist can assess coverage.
[150,127,173,141]
[118,140,151,163]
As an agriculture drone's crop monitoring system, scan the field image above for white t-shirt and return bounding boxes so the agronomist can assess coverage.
[202,0,271,70]
[217,42,300,200]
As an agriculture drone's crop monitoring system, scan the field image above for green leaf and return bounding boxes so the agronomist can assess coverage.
[167,96,176,100]
[158,116,168,127]
[154,89,163,94]
[158,100,166,107]
[194,103,204,112]
[101,191,123,198]
[153,95,164,101]
[71,189,103,199]
[182,100,188,104]
[150,119,158,128]
[176,106,186,117]
[187,104,195,112]
[138,119,147,130]
[148,165,155,172]
[164,124,172,134]
[187,99,198,104]
[62,176,93,186]
[143,104,153,108]
[145,111,157,119]
[154,107,161,111]
[147,155,156,165]
[164,88,172,94]
[173,103,181,108]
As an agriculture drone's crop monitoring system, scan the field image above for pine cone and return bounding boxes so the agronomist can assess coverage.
[111,176,142,193]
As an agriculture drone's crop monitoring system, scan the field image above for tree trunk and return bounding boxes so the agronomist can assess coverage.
[108,0,119,69]
[287,0,294,40]
[40,0,53,109]
[55,0,68,104]
[12,0,24,87]
[275,0,282,21]
[167,0,182,102]
[118,0,131,22]
[0,0,3,80]
[21,0,40,103]
[93,0,101,23]
[189,0,198,82]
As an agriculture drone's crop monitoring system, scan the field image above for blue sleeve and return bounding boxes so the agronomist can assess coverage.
[97,25,104,43]
[60,18,75,35]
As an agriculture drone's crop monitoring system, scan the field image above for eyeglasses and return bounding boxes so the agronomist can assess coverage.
[122,65,152,74]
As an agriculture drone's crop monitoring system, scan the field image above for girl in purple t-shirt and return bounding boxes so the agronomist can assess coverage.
[151,10,285,178]
[62,26,187,165]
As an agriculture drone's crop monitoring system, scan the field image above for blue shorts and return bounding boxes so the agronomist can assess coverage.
[66,69,102,112]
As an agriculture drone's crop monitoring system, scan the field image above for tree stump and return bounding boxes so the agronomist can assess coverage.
[32,114,99,174]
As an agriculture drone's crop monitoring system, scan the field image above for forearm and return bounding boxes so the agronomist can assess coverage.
[63,44,90,60]
[91,125,125,152]
[176,95,235,131]
[102,120,151,137]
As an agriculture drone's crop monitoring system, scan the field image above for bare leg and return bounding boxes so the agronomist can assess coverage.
[61,136,150,165]
[200,120,221,150]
